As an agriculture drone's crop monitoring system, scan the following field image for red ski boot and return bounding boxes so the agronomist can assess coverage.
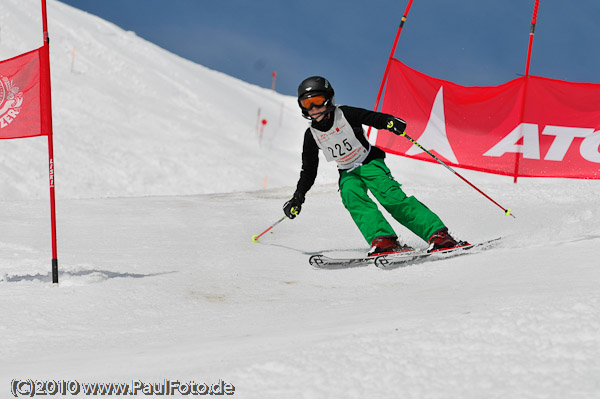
[427,228,469,252]
[367,236,414,257]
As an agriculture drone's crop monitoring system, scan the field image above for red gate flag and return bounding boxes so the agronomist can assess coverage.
[377,59,600,179]
[0,45,51,139]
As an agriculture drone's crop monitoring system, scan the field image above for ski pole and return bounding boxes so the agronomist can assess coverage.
[252,207,298,243]
[400,132,515,218]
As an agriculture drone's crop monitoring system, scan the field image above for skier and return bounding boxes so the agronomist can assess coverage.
[283,76,467,256]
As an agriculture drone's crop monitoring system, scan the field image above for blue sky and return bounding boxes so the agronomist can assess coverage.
[59,0,599,110]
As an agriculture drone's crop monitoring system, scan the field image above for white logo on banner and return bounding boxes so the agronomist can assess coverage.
[484,123,600,163]
[0,76,24,129]
[406,86,459,164]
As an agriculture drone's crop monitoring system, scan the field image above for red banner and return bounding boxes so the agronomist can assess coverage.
[377,59,600,179]
[0,46,50,140]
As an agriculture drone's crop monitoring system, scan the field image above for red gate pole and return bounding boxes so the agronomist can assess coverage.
[367,0,414,137]
[41,0,59,284]
[524,0,540,78]
[513,0,540,183]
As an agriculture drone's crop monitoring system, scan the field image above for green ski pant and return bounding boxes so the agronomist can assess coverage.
[339,159,445,244]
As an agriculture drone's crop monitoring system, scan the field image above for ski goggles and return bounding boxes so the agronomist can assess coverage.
[300,95,327,110]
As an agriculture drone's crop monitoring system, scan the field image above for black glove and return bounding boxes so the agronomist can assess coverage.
[386,117,407,135]
[283,192,305,219]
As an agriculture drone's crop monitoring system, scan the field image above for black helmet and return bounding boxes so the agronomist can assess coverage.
[297,76,335,119]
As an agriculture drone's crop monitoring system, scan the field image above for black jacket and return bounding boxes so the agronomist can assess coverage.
[294,105,397,200]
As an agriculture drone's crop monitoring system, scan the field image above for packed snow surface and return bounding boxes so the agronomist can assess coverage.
[1,1,599,398]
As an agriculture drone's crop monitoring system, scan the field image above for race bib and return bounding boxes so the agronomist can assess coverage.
[309,107,369,169]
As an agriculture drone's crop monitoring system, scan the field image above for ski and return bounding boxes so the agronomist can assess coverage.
[309,249,418,270]
[374,237,502,269]
[309,238,501,270]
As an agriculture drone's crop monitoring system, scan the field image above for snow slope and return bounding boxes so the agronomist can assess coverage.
[0,0,338,200]
[1,1,599,398]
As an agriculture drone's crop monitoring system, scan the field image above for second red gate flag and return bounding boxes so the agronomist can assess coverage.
[377,59,600,179]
